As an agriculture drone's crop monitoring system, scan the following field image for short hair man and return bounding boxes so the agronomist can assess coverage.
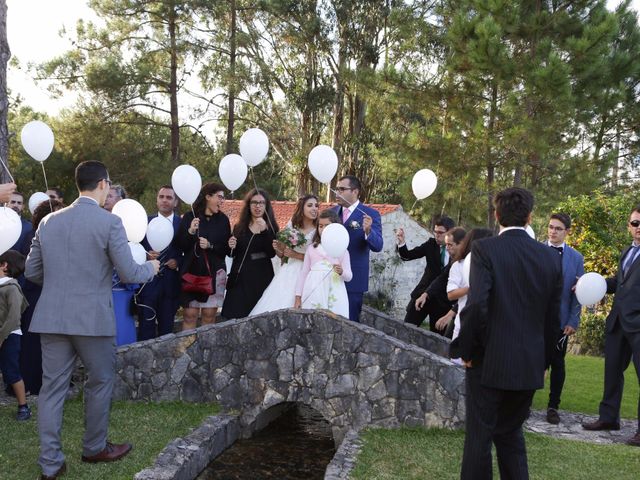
[8,192,33,253]
[583,205,640,447]
[25,161,160,479]
[137,185,182,340]
[46,188,64,203]
[456,187,562,479]
[103,184,127,212]
[332,175,383,321]
[396,215,456,332]
[544,213,584,424]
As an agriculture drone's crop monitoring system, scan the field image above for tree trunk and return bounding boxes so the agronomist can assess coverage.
[486,83,498,229]
[0,0,10,183]
[329,43,347,202]
[226,0,236,155]
[169,6,180,166]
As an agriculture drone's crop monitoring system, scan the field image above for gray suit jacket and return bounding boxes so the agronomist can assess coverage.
[25,197,155,336]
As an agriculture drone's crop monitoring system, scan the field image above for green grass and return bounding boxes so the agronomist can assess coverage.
[531,354,639,417]
[351,427,640,480]
[0,399,219,480]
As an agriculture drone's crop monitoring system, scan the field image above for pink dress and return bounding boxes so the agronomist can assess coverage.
[295,244,352,318]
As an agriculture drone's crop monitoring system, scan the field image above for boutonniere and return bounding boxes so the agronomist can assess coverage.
[349,220,361,230]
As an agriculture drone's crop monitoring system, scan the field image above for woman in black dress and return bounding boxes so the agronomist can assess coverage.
[19,199,64,395]
[221,188,279,319]
[176,183,231,330]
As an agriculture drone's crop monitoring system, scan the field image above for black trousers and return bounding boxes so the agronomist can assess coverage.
[598,320,640,431]
[403,296,451,336]
[548,329,568,410]
[461,367,534,480]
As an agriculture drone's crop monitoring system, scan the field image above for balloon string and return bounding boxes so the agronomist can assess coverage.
[300,267,335,305]
[410,198,418,211]
[41,162,53,211]
[249,166,276,234]
[0,155,15,183]
[133,283,157,323]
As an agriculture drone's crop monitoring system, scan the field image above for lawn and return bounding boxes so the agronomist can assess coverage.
[0,399,219,480]
[531,354,639,417]
[351,427,640,480]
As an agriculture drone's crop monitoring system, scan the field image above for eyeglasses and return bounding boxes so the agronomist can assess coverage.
[548,225,565,232]
[250,200,266,206]
[335,187,353,192]
[629,220,640,228]
[103,178,112,187]
[213,193,225,201]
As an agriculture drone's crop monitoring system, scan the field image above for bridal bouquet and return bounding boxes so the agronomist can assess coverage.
[276,227,307,264]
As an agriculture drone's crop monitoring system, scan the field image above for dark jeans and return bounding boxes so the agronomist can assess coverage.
[0,333,22,385]
[461,367,534,480]
[548,329,568,410]
[404,296,451,337]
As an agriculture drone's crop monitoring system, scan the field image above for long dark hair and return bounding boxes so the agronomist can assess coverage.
[193,183,225,217]
[312,209,341,247]
[32,200,64,229]
[291,194,318,230]
[233,188,279,236]
[455,228,493,262]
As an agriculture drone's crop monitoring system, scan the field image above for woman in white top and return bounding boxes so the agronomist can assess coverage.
[250,194,319,315]
[438,228,494,361]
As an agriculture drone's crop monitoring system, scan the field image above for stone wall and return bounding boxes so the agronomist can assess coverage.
[368,208,432,318]
[114,309,465,442]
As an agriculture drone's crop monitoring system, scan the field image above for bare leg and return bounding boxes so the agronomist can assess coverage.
[182,307,199,330]
[12,380,27,405]
[201,307,217,325]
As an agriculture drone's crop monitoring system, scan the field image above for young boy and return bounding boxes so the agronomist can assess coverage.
[0,249,30,420]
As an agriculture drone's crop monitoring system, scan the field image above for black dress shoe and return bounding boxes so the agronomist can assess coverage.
[40,462,66,479]
[546,408,560,425]
[626,431,640,447]
[582,419,620,431]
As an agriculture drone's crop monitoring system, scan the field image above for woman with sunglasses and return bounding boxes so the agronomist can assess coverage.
[176,183,231,330]
[221,188,279,319]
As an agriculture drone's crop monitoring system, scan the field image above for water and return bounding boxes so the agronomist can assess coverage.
[197,404,336,480]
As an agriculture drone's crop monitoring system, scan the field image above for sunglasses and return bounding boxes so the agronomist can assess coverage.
[630,220,640,228]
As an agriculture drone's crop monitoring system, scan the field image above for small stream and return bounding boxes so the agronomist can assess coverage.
[197,404,336,479]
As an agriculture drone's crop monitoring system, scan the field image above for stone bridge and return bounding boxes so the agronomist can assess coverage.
[113,307,465,442]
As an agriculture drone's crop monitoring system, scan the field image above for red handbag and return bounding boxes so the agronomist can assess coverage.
[181,247,214,295]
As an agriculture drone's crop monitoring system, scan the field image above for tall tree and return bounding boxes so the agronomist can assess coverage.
[0,0,9,183]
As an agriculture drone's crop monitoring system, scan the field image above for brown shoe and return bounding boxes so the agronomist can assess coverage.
[626,432,640,447]
[582,419,620,431]
[40,462,66,479]
[81,442,133,463]
[546,408,560,425]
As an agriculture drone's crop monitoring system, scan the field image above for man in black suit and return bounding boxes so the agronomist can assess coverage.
[582,205,640,447]
[396,215,455,331]
[455,188,562,480]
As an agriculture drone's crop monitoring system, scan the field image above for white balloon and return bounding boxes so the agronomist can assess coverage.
[308,145,338,184]
[219,154,248,192]
[462,252,472,286]
[28,192,51,214]
[575,272,607,306]
[239,128,269,167]
[321,223,350,258]
[411,169,438,200]
[146,216,174,252]
[128,242,147,265]
[525,225,535,239]
[172,165,202,204]
[113,199,148,244]
[21,120,55,162]
[0,207,22,255]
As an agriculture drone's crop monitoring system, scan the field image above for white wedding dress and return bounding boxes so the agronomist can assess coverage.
[250,226,315,315]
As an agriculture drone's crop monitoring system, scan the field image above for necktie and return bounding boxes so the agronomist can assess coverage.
[551,245,563,255]
[623,245,640,276]
[342,207,350,223]
[440,245,446,267]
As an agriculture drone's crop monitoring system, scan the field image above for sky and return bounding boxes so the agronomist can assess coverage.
[6,0,640,116]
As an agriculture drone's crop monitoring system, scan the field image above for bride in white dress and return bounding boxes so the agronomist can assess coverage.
[250,194,318,315]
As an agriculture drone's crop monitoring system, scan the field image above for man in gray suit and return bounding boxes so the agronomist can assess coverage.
[26,161,160,479]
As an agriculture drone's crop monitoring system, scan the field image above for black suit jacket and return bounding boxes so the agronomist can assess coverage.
[398,237,443,298]
[605,245,640,333]
[456,229,562,391]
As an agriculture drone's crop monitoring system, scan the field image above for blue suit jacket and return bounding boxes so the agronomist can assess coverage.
[11,218,33,253]
[140,214,183,299]
[558,244,584,330]
[333,203,383,293]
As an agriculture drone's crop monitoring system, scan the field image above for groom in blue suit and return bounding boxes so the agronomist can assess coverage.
[544,212,584,425]
[333,175,383,321]
[137,185,183,340]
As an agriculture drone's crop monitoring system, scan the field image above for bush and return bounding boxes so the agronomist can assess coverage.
[576,310,607,356]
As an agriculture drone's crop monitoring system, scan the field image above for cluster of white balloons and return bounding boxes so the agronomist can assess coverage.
[112,199,174,264]
[217,128,269,194]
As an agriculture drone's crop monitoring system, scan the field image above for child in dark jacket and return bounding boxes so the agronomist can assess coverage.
[0,249,30,420]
